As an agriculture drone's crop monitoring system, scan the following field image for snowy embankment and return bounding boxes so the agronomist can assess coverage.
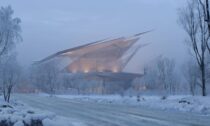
[56,95,210,115]
[0,97,76,126]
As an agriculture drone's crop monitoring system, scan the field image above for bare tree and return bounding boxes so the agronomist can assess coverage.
[156,56,177,94]
[142,56,178,94]
[0,55,21,102]
[30,65,47,92]
[31,61,60,96]
[204,0,210,31]
[182,60,200,95]
[204,0,210,33]
[198,0,210,52]
[142,64,159,90]
[61,74,74,89]
[0,6,21,59]
[178,0,209,96]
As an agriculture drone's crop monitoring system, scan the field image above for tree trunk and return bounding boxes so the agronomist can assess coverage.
[3,88,7,102]
[7,86,12,103]
[190,82,195,96]
[49,86,54,97]
[201,61,207,96]
[201,71,206,96]
[7,91,10,103]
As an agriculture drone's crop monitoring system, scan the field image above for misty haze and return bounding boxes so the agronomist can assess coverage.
[0,0,210,126]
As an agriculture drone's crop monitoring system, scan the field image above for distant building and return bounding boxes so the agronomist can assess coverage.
[37,32,149,94]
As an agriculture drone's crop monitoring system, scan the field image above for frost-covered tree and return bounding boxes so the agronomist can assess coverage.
[0,54,21,102]
[157,56,177,93]
[0,6,21,101]
[31,61,60,96]
[141,56,178,94]
[61,74,74,89]
[0,6,21,59]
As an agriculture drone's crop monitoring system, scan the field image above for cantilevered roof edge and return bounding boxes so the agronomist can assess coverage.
[34,31,151,65]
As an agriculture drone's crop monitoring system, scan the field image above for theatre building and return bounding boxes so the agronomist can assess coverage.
[37,32,148,94]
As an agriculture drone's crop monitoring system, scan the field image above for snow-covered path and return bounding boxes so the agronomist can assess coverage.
[14,94,210,126]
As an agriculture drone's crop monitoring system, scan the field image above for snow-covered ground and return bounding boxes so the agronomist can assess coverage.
[55,94,210,115]
[14,94,210,126]
[0,97,82,126]
[3,94,209,126]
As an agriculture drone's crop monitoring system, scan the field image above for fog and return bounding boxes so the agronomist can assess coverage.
[1,1,210,125]
[1,0,187,73]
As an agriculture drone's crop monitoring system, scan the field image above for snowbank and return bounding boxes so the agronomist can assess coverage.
[0,97,76,126]
[139,96,210,114]
[56,95,210,115]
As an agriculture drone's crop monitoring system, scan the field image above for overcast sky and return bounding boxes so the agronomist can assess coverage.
[1,0,187,73]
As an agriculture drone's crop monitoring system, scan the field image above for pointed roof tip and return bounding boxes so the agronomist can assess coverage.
[134,29,154,37]
[32,60,48,65]
[141,43,151,47]
[32,61,40,66]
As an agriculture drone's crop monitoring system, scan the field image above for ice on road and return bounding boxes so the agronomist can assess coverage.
[14,94,210,126]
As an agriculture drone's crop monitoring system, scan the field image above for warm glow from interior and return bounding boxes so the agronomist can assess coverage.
[112,67,118,73]
[84,69,89,73]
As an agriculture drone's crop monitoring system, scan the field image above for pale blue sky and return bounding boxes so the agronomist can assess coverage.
[1,0,187,73]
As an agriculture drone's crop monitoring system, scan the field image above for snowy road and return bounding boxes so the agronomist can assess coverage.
[15,94,210,126]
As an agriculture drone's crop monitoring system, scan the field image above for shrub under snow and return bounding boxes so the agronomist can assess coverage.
[0,98,73,126]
